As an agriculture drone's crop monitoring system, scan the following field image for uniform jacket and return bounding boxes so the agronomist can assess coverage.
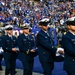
[2,35,17,52]
[0,36,3,47]
[2,35,17,59]
[62,31,75,72]
[17,33,36,61]
[37,29,57,62]
[0,36,3,57]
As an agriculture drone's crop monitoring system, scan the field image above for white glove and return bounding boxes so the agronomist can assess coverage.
[56,47,64,57]
[15,47,19,51]
[0,47,4,53]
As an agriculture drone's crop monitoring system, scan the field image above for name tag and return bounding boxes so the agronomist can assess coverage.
[45,37,48,38]
[6,40,9,42]
[14,40,16,41]
[23,39,26,41]
[71,39,75,41]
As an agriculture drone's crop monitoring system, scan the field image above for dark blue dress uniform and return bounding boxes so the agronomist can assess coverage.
[36,18,57,75]
[2,25,18,75]
[17,25,36,75]
[2,35,18,75]
[61,17,75,75]
[0,35,3,70]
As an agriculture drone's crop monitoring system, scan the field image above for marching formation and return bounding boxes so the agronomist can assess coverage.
[0,17,75,75]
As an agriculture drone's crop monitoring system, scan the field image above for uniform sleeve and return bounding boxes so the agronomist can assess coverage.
[31,36,36,49]
[62,36,75,56]
[37,33,57,53]
[17,36,29,53]
[0,37,2,47]
[2,36,12,52]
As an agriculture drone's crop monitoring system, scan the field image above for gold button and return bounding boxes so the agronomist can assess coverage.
[6,48,8,49]
[73,59,74,61]
[43,52,45,54]
[74,42,75,44]
[52,46,54,48]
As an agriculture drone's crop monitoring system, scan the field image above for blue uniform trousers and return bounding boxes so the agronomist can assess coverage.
[3,52,16,75]
[19,53,34,75]
[0,54,3,70]
[40,61,54,75]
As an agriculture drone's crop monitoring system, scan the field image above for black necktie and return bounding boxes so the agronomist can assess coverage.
[47,31,54,44]
[10,36,13,40]
[26,35,29,40]
[46,31,50,36]
[47,32,49,36]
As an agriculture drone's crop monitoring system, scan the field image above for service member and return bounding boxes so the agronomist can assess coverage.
[2,25,18,75]
[17,24,37,75]
[62,17,75,75]
[0,30,3,70]
[36,18,64,75]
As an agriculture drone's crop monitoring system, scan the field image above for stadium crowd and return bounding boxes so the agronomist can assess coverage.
[0,0,75,75]
[0,0,75,45]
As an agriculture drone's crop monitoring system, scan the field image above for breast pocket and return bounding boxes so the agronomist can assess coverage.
[23,39,27,44]
[44,36,49,42]
[13,40,16,44]
[0,39,2,42]
[30,38,34,42]
[6,40,10,44]
[71,39,75,45]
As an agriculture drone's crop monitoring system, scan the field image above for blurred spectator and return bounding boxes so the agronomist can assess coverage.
[0,0,75,46]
